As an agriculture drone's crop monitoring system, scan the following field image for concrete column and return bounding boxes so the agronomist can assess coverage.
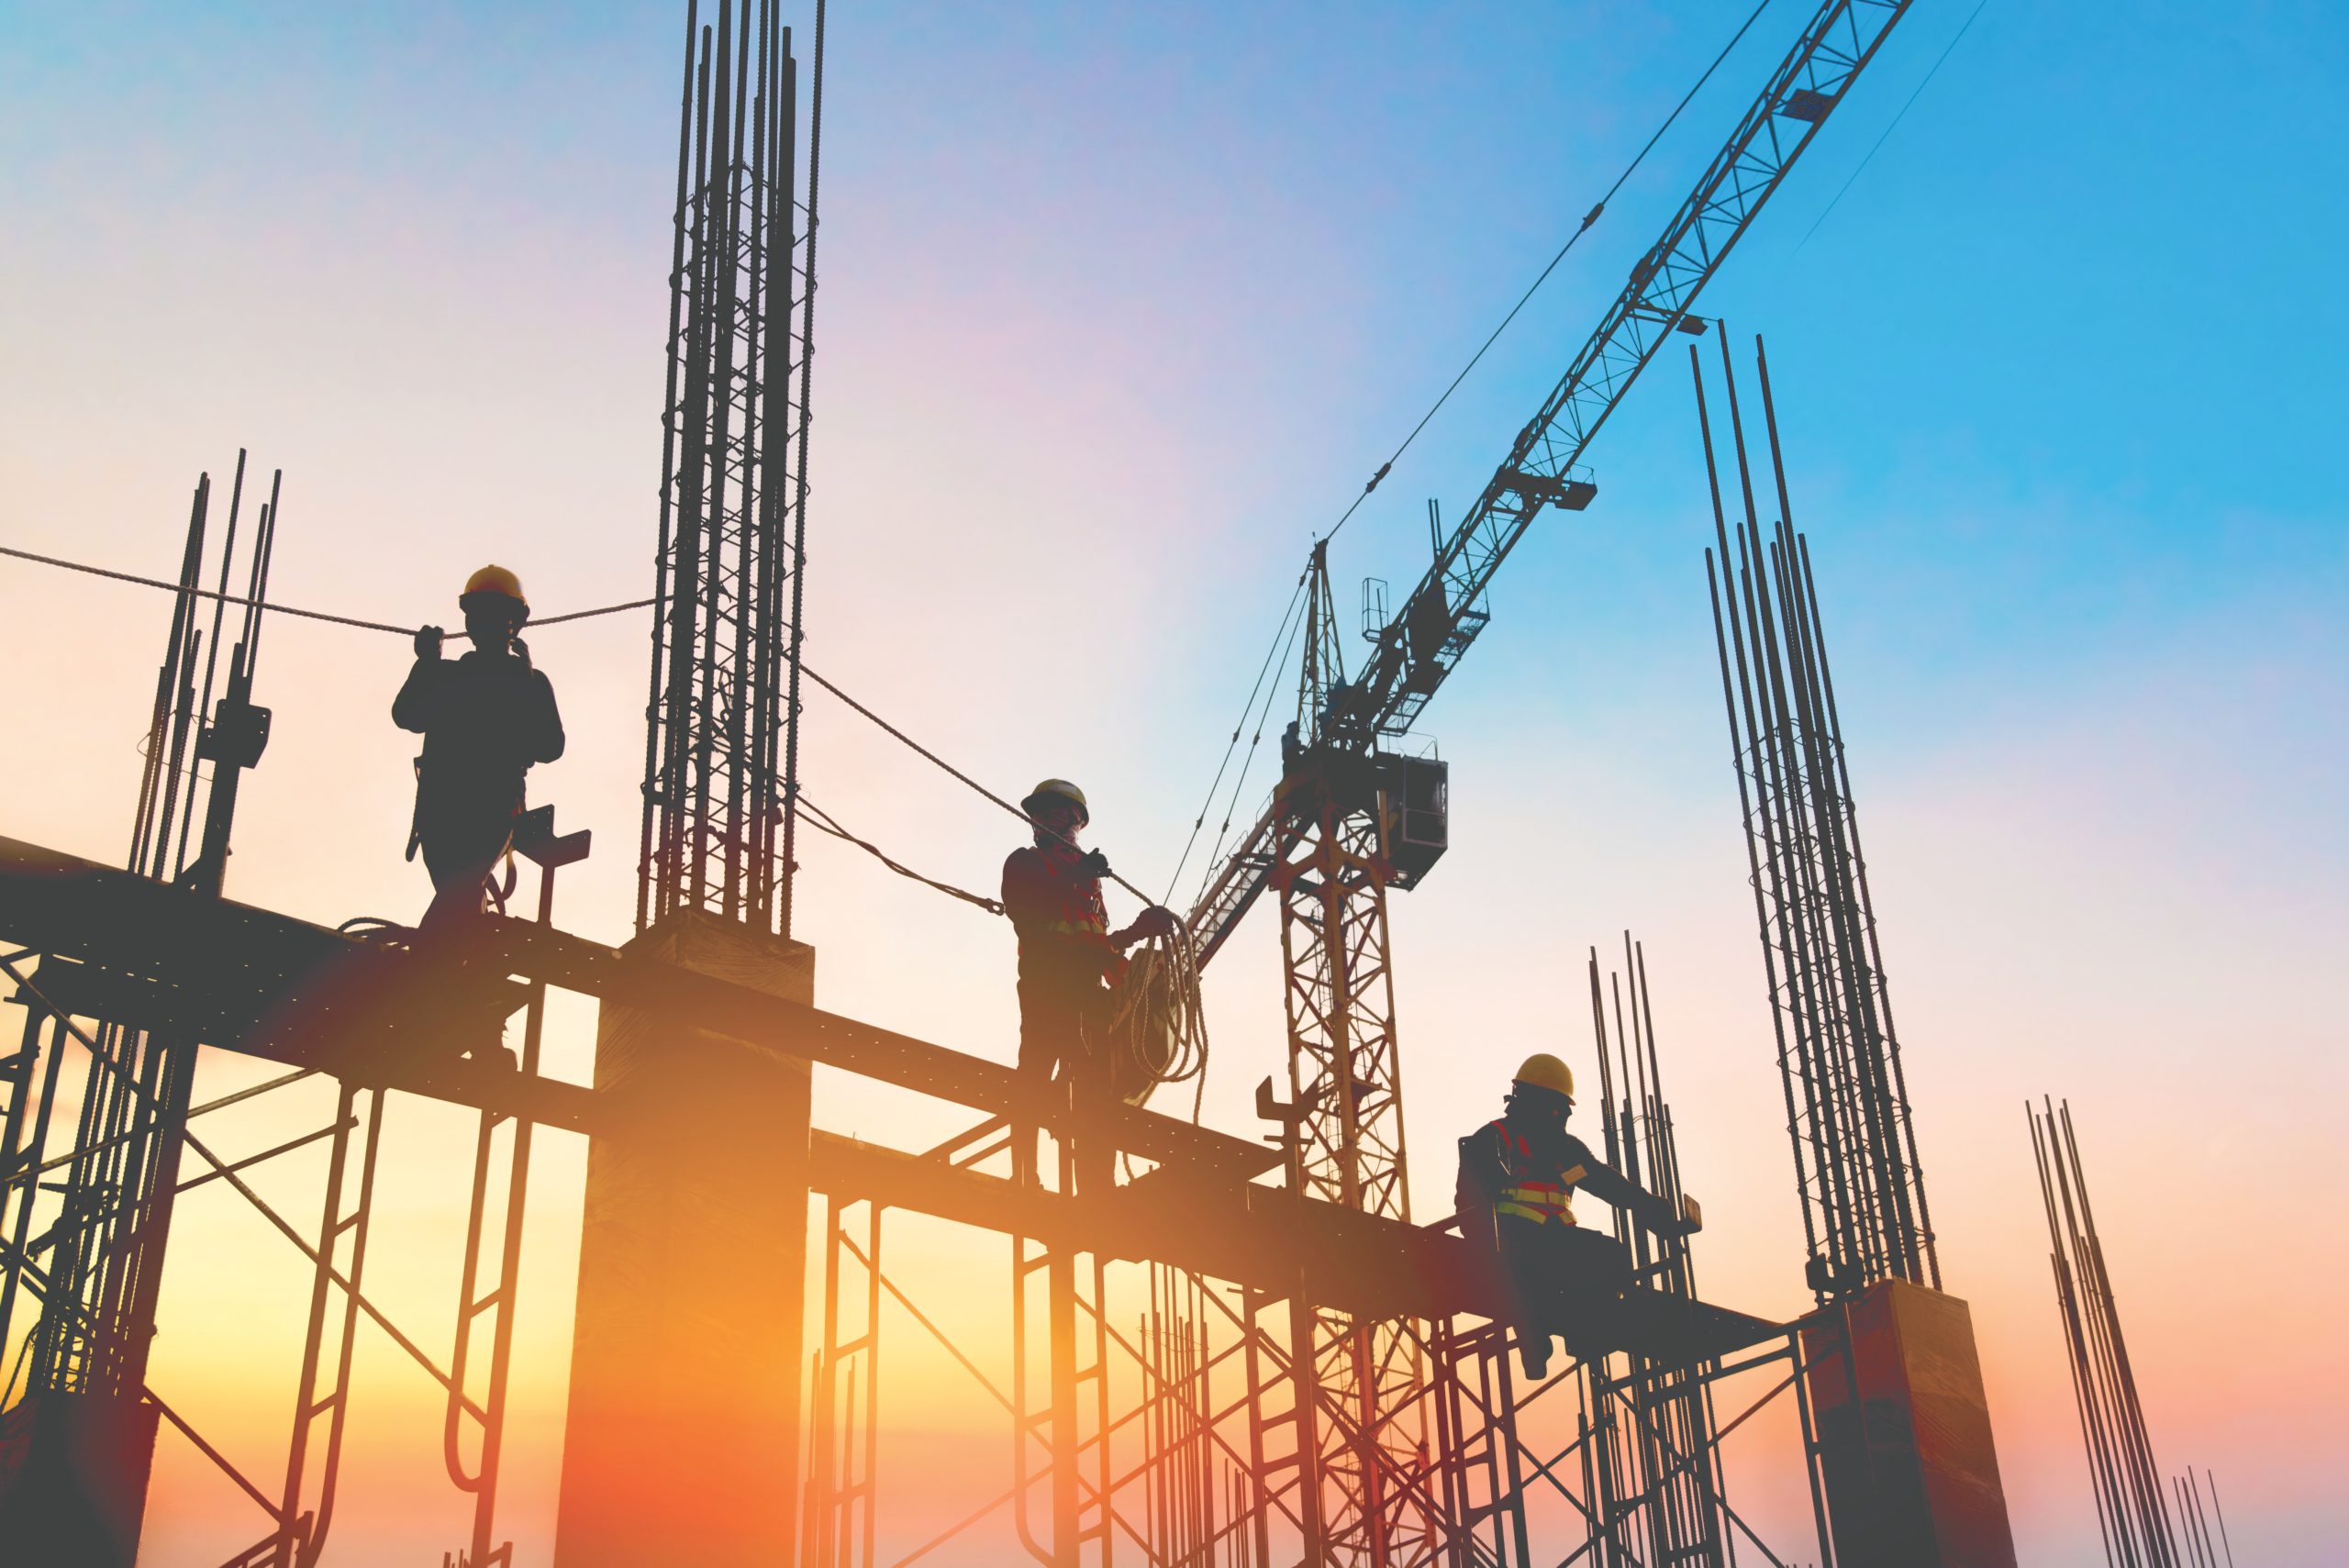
[1801,1279,2017,1567]
[0,1391,161,1567]
[554,910,814,1567]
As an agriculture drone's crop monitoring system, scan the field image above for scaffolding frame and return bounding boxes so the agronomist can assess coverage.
[1,830,1843,1565]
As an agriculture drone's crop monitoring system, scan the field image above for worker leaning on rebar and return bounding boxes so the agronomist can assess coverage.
[1456,1053,1698,1380]
[1000,779,1173,1192]
[395,565,564,930]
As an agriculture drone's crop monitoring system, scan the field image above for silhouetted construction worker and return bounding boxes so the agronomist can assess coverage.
[1456,1052,1698,1379]
[1001,779,1172,1192]
[395,565,564,929]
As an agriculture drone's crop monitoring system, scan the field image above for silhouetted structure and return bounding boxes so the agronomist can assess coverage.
[1698,334,1935,1302]
[2032,1098,2190,1568]
[1700,335,2016,1565]
[567,1,829,1561]
[0,3,2127,1564]
[0,454,280,1567]
[638,0,825,940]
[1580,940,1738,1563]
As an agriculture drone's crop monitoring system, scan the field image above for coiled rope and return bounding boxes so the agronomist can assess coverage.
[1108,918,1211,1119]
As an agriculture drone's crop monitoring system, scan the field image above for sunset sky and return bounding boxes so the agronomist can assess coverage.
[5,1,2346,1562]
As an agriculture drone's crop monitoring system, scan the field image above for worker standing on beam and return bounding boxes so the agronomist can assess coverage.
[1457,1053,1698,1379]
[1001,778,1172,1193]
[395,565,565,929]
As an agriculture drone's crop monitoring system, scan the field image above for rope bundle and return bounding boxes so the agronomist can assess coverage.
[1108,918,1210,1118]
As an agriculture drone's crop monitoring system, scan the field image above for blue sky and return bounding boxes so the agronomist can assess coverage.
[4,2,2345,1562]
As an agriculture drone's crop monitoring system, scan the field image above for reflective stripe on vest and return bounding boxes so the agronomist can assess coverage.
[1489,1120,1581,1226]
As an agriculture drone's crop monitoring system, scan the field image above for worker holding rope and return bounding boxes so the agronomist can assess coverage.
[1002,779,1174,1194]
[395,565,565,929]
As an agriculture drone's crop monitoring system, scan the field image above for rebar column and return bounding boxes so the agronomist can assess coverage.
[1695,334,1936,1302]
[638,0,822,940]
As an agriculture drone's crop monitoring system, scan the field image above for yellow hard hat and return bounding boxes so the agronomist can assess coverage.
[1021,778,1089,826]
[1512,1053,1574,1099]
[461,563,529,615]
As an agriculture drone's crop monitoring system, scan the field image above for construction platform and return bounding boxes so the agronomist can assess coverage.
[0,831,1780,1358]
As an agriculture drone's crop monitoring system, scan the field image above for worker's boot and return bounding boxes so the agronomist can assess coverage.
[1518,1330,1552,1382]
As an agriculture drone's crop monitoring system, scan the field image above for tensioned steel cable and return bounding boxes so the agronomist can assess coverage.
[1158,566,1311,906]
[796,792,1005,916]
[1318,0,1778,547]
[1185,585,1310,913]
[1792,0,1991,253]
[0,543,653,638]
[1,539,1159,905]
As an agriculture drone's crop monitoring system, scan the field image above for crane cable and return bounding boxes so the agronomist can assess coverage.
[1185,587,1308,915]
[1317,0,1776,548]
[1157,565,1310,906]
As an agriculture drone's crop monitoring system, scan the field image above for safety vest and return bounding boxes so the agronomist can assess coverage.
[1004,845,1118,1005]
[1020,849,1108,945]
[1488,1119,1586,1227]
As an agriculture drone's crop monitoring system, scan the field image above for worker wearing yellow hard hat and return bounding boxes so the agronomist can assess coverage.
[1457,1051,1701,1380]
[1000,777,1174,1192]
[395,564,565,938]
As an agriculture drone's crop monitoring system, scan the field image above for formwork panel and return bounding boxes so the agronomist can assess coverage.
[1801,1278,2017,1567]
[0,1390,161,1568]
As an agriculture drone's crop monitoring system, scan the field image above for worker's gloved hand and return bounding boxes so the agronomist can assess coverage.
[510,637,532,668]
[415,625,445,660]
[1074,849,1111,880]
[1113,905,1178,950]
[1646,1192,1702,1239]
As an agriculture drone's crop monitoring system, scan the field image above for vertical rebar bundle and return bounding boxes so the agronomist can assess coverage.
[2169,1468,2234,1568]
[1696,333,1937,1302]
[1582,938,1733,1565]
[639,0,825,937]
[1141,1264,1218,1563]
[22,457,281,1406]
[2030,1098,2185,1568]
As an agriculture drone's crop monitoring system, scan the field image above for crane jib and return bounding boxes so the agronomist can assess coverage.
[1185,0,1914,965]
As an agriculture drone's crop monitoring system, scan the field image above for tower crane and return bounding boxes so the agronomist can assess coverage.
[1174,3,1916,1559]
